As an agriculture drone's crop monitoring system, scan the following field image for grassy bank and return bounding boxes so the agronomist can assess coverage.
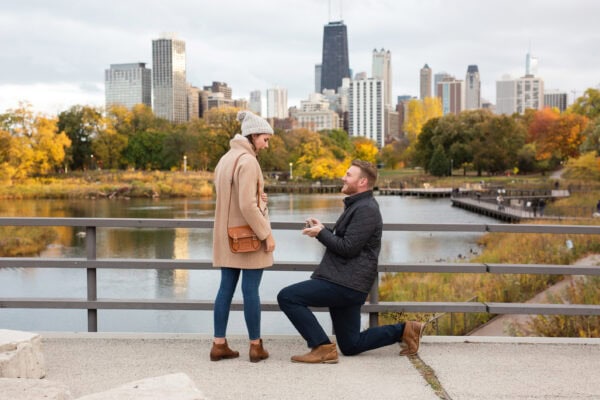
[379,178,600,336]
[0,170,214,199]
[0,226,57,257]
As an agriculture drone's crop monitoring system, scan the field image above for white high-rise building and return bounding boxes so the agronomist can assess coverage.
[249,90,262,115]
[152,34,187,123]
[496,75,544,115]
[465,65,481,110]
[105,63,152,110]
[266,87,288,119]
[348,78,384,148]
[372,48,392,109]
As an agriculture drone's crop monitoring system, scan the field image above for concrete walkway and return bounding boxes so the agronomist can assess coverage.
[37,333,600,400]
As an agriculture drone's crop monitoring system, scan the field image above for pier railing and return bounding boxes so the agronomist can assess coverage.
[1,217,600,332]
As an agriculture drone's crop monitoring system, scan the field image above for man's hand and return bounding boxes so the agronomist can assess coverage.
[302,217,324,238]
[264,233,276,252]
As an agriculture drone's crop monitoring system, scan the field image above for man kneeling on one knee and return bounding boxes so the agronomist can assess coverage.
[277,159,425,364]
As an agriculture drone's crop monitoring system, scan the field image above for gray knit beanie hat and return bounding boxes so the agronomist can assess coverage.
[237,110,274,136]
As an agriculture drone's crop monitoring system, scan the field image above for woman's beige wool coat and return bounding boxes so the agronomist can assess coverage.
[212,134,274,269]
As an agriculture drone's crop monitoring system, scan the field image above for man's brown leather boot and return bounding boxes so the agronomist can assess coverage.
[291,343,338,364]
[249,339,269,363]
[210,339,240,361]
[399,321,425,356]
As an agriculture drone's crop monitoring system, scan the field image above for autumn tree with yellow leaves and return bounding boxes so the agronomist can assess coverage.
[0,104,71,181]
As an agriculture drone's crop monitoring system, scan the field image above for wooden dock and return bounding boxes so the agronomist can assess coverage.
[450,197,565,222]
[265,184,342,194]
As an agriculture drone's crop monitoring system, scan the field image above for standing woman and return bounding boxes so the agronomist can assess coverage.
[211,110,276,362]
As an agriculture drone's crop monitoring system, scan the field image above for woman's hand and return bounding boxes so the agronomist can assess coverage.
[264,233,276,252]
[261,192,268,204]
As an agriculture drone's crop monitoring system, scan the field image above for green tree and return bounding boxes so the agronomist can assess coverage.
[568,88,600,120]
[125,130,169,170]
[428,144,450,177]
[472,115,525,175]
[57,105,102,170]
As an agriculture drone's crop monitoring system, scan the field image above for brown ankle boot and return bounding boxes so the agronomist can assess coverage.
[249,339,269,363]
[210,339,239,361]
[291,343,338,364]
[399,321,425,356]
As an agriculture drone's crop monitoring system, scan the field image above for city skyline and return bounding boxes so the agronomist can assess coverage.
[1,0,599,115]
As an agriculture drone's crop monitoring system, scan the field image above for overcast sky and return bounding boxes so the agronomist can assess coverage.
[1,0,599,115]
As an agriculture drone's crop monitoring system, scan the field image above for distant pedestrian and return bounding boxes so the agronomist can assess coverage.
[496,195,504,211]
[539,199,546,216]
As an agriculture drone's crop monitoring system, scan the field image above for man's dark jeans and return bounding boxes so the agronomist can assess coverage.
[277,278,405,355]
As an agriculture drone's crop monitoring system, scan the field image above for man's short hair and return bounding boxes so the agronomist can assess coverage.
[351,159,377,189]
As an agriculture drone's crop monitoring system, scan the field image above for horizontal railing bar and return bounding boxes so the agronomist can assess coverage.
[2,298,599,316]
[486,303,600,316]
[362,301,488,313]
[2,259,600,276]
[377,263,488,273]
[0,299,324,312]
[487,264,600,275]
[2,217,600,235]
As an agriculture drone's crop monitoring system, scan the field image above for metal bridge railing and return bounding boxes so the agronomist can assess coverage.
[1,218,600,332]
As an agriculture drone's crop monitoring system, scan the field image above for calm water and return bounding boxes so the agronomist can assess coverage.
[0,194,499,334]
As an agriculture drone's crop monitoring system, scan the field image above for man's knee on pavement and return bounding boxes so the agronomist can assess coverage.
[337,341,361,356]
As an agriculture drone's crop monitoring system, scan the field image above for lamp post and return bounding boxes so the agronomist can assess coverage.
[289,162,293,180]
[450,159,453,177]
[183,155,187,173]
[90,154,94,170]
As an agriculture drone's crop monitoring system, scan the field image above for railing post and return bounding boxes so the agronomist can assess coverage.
[86,226,97,332]
[369,278,379,328]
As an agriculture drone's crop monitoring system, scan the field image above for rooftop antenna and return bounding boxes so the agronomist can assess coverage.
[328,0,331,21]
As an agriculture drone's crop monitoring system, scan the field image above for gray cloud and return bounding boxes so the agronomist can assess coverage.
[1,0,599,113]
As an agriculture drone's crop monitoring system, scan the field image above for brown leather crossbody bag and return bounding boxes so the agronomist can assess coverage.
[226,154,262,253]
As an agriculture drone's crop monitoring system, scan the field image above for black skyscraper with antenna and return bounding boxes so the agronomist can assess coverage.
[320,21,350,93]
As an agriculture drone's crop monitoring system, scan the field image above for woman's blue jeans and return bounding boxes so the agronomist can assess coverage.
[277,278,405,355]
[214,267,264,340]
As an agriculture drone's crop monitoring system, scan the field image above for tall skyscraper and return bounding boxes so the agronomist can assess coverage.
[320,21,350,92]
[526,51,538,76]
[465,65,481,110]
[349,77,384,148]
[105,63,152,110]
[315,64,322,93]
[436,77,465,115]
[249,90,262,115]
[372,48,392,109]
[152,34,187,123]
[496,75,544,115]
[266,87,288,119]
[420,64,432,100]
